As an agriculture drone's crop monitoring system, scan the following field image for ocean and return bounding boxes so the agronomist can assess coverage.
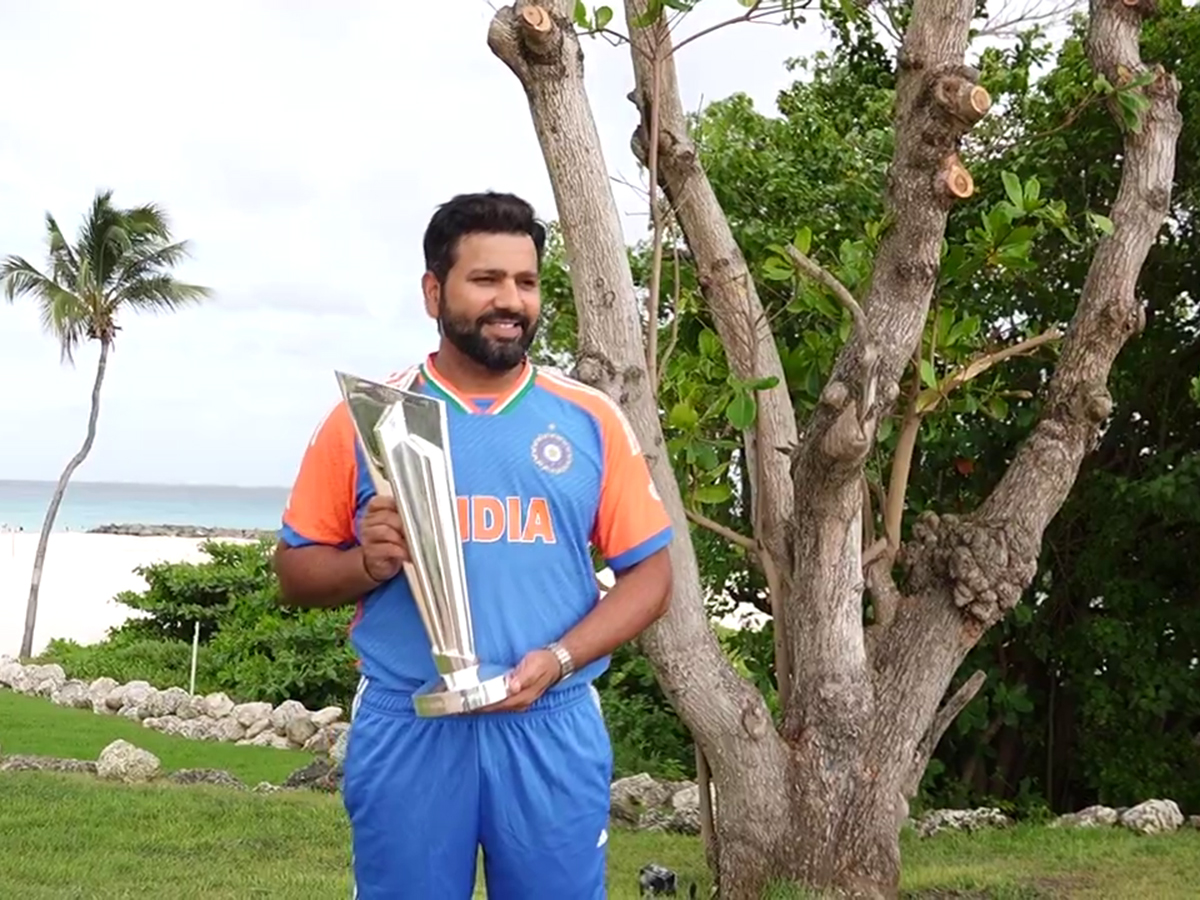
[0,480,290,533]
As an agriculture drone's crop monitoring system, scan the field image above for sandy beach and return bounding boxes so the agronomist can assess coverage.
[0,532,243,658]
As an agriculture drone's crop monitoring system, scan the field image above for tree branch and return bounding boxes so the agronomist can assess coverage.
[685,507,757,553]
[906,669,987,793]
[968,0,1182,625]
[785,243,867,337]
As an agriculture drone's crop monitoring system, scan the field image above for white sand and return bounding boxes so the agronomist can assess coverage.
[0,532,243,658]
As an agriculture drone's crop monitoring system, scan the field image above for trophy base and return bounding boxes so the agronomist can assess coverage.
[412,663,512,717]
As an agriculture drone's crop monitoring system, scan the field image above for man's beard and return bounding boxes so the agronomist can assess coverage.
[438,302,539,372]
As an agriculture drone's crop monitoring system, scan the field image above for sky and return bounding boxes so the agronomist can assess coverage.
[0,0,837,488]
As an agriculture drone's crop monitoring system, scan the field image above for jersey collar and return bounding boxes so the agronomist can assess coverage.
[418,354,536,415]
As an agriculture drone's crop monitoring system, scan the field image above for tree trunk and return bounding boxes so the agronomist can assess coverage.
[487,6,793,896]
[19,338,111,659]
[488,0,1181,896]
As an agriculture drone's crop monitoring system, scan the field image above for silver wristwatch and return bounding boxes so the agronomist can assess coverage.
[545,641,575,682]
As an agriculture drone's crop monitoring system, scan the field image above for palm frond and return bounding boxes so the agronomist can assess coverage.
[0,255,90,363]
[117,275,212,313]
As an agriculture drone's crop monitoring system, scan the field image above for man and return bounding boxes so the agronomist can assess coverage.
[274,191,674,899]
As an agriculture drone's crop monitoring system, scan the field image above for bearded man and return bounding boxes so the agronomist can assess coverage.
[273,192,674,899]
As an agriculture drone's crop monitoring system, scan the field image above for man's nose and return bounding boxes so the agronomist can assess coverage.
[493,277,523,310]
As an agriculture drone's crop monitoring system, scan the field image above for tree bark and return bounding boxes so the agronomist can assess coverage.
[486,12,793,894]
[19,338,111,658]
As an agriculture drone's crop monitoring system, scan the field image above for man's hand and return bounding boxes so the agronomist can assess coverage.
[482,649,562,713]
[359,494,410,583]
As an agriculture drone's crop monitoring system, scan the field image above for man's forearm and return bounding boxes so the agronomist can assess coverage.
[558,548,672,671]
[273,542,381,608]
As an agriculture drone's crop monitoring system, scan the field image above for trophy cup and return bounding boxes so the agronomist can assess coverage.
[335,371,512,717]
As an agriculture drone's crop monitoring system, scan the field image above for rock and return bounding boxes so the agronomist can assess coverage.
[140,686,189,718]
[88,677,119,713]
[0,754,97,775]
[1119,799,1184,835]
[303,726,339,754]
[253,781,280,793]
[51,679,92,709]
[0,656,23,688]
[1052,805,1119,828]
[270,699,310,736]
[283,758,341,793]
[330,724,350,765]
[175,694,206,720]
[168,768,246,790]
[311,706,343,728]
[23,663,67,696]
[916,807,1013,838]
[609,774,702,834]
[213,717,246,742]
[96,739,161,783]
[203,692,235,719]
[232,701,273,728]
[244,717,272,740]
[87,523,272,540]
[1188,815,1200,831]
[285,715,318,747]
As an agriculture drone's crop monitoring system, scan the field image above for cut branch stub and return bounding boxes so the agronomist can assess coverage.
[933,75,991,127]
[938,153,975,201]
[517,3,560,57]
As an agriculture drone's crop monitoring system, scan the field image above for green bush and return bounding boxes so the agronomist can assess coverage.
[39,634,220,694]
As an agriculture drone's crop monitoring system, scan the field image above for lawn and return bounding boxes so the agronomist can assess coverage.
[0,687,312,785]
[2,689,1198,898]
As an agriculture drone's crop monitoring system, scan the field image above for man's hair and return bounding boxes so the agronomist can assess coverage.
[422,191,547,282]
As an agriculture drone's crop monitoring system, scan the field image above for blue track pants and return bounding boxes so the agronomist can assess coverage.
[343,678,612,899]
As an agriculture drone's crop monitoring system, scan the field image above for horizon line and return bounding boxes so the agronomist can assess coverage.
[0,478,292,491]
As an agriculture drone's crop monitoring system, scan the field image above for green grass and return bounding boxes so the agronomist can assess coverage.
[0,688,312,785]
[2,689,1198,898]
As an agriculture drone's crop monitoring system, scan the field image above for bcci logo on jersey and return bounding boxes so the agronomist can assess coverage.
[531,432,573,475]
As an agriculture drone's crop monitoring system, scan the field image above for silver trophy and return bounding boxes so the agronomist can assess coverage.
[335,371,511,717]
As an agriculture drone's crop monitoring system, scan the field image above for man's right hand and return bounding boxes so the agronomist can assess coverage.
[359,494,410,583]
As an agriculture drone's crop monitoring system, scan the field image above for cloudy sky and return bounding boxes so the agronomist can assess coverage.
[0,0,837,487]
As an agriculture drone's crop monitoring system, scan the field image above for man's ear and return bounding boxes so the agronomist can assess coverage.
[421,271,440,319]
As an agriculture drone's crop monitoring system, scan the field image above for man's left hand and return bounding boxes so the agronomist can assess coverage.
[480,649,562,713]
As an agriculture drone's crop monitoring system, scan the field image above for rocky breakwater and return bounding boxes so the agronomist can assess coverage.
[87,523,274,540]
[0,657,347,754]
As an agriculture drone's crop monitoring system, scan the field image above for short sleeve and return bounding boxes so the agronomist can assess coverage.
[591,400,673,572]
[279,402,359,548]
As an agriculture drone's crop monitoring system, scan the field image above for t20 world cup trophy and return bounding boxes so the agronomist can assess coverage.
[335,371,511,717]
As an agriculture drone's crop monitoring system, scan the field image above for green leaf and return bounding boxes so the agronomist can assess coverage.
[1087,211,1115,235]
[725,391,757,430]
[987,395,1010,420]
[793,225,812,256]
[694,483,732,505]
[594,5,613,29]
[1024,176,1041,206]
[668,401,699,430]
[919,359,937,389]
[763,257,794,281]
[876,416,894,444]
[1001,172,1024,209]
[573,0,589,28]
[749,375,780,391]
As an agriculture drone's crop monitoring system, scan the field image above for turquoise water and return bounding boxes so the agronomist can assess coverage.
[0,480,289,532]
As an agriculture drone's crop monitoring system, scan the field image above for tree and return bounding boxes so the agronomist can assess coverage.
[1,190,211,660]
[487,1,1183,896]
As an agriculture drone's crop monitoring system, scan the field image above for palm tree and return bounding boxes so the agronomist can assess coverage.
[1,189,211,659]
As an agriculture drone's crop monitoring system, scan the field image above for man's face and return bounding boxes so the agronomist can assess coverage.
[424,232,541,372]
